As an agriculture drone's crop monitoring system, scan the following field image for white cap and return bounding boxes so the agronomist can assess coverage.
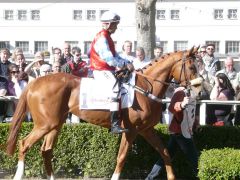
[100,11,120,23]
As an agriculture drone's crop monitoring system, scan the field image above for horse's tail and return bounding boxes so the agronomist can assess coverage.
[5,86,29,156]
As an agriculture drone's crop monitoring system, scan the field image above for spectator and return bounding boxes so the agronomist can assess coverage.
[202,44,221,77]
[50,47,63,65]
[119,40,135,62]
[24,51,45,81]
[6,64,27,119]
[61,42,73,65]
[11,47,23,63]
[62,46,88,77]
[0,75,8,122]
[207,73,235,126]
[196,58,213,99]
[14,53,29,82]
[154,46,163,59]
[217,56,237,90]
[0,48,12,79]
[52,61,62,73]
[145,86,199,180]
[198,45,207,59]
[7,64,27,97]
[133,47,150,69]
[39,64,52,77]
[14,53,27,72]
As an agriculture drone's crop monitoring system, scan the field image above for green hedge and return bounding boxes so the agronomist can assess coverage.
[0,123,240,179]
[199,148,240,180]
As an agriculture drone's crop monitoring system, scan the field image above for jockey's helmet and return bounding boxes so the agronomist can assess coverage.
[100,11,120,23]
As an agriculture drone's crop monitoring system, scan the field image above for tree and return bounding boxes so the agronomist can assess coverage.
[135,0,157,59]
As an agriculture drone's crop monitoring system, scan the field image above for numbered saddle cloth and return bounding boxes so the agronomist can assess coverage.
[79,73,135,110]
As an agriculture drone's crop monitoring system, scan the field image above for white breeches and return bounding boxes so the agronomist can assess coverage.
[93,70,119,111]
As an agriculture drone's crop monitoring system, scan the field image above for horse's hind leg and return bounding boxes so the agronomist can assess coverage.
[111,131,137,180]
[14,127,51,180]
[140,128,175,180]
[41,128,61,180]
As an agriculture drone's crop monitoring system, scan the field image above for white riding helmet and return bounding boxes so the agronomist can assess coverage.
[100,11,120,23]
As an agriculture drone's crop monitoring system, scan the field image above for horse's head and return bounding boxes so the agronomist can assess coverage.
[170,46,202,97]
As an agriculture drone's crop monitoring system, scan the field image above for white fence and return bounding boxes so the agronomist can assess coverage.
[1,96,240,125]
[162,99,240,125]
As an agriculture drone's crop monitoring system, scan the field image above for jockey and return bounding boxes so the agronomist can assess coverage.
[89,11,133,134]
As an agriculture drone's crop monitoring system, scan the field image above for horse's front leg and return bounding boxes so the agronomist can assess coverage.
[111,131,137,180]
[140,128,175,180]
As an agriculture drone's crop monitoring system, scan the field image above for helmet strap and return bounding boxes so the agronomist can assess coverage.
[102,22,111,30]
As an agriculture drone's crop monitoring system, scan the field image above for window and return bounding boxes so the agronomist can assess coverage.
[214,9,223,20]
[205,41,220,53]
[18,10,27,20]
[174,41,188,51]
[170,10,180,20]
[156,10,166,20]
[0,41,10,49]
[225,41,240,54]
[34,41,48,53]
[100,10,108,19]
[31,10,40,20]
[86,10,96,21]
[4,10,14,20]
[73,10,82,20]
[65,41,79,49]
[159,41,168,53]
[84,41,92,55]
[15,41,29,53]
[228,9,238,20]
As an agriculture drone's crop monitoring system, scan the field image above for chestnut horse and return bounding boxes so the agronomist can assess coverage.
[5,47,199,180]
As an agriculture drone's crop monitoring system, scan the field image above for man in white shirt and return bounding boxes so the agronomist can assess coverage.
[133,47,150,70]
[119,40,135,63]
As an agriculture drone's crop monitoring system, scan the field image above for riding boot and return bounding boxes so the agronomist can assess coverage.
[111,111,128,134]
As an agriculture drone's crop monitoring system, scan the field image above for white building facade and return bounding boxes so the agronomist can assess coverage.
[0,0,239,60]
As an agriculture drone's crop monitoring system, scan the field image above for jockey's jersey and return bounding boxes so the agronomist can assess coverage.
[90,29,116,71]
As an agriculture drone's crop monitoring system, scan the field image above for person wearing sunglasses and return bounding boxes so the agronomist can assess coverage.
[7,64,27,98]
[202,44,221,77]
[5,64,27,121]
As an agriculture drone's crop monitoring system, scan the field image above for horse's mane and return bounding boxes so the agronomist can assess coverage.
[136,50,184,73]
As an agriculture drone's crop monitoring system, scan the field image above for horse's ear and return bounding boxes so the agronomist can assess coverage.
[189,45,200,55]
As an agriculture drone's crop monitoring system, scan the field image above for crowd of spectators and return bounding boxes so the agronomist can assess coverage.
[196,44,240,126]
[0,42,239,126]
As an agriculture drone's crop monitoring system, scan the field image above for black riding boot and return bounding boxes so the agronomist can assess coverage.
[111,111,128,134]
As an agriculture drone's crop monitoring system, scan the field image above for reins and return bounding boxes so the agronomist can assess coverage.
[128,51,195,103]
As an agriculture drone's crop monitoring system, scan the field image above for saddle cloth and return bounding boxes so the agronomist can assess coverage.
[79,73,136,110]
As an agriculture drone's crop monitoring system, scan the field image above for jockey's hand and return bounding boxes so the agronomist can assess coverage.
[126,63,134,72]
[115,66,122,72]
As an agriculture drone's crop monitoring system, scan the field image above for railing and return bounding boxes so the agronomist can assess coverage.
[1,96,240,125]
[162,99,240,125]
